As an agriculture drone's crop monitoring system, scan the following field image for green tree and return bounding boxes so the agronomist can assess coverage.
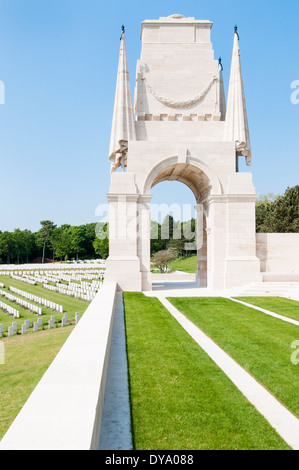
[256,193,278,233]
[22,230,36,264]
[70,225,86,260]
[268,186,299,232]
[12,229,24,264]
[36,220,56,263]
[51,225,72,261]
[256,186,299,233]
[84,223,97,258]
[93,237,109,259]
[0,231,14,264]
[93,223,109,259]
[161,214,174,241]
[167,238,186,258]
[151,221,164,255]
[151,248,176,273]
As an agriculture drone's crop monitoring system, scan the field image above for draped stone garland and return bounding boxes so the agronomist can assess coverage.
[141,73,218,109]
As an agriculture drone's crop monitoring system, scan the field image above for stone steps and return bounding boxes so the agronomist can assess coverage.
[233,281,299,297]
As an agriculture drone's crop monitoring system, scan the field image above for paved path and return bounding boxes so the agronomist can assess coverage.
[150,281,299,326]
[151,295,299,450]
[148,280,227,297]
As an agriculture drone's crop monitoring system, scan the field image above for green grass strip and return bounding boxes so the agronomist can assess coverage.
[0,326,75,440]
[235,297,299,322]
[124,293,290,450]
[168,297,299,420]
[169,255,197,273]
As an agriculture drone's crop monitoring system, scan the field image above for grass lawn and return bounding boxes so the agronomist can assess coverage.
[169,255,197,273]
[235,297,299,322]
[0,326,75,440]
[123,293,290,450]
[169,297,299,420]
[0,275,89,334]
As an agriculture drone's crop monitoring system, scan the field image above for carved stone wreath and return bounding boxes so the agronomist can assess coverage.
[141,73,218,109]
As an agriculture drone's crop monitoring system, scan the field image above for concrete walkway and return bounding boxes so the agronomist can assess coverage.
[150,280,299,326]
[98,292,133,450]
[151,295,299,450]
[148,280,227,297]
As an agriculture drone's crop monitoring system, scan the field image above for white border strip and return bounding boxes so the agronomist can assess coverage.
[228,297,299,327]
[159,296,299,450]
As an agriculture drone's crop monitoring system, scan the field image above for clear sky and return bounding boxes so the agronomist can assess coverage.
[0,0,298,232]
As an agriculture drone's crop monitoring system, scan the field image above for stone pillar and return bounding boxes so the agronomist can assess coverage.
[205,196,228,290]
[195,204,207,287]
[105,172,142,291]
[137,195,152,291]
[224,174,261,288]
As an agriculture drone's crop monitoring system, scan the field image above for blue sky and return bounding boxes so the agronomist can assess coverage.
[0,0,298,232]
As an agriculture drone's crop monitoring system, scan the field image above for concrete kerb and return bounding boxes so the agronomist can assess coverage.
[157,296,299,450]
[0,281,118,451]
[228,297,299,327]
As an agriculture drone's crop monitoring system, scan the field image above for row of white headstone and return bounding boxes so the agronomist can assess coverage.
[0,289,42,315]
[59,272,105,282]
[0,300,20,318]
[10,274,36,285]
[0,269,104,286]
[4,270,104,300]
[9,269,104,281]
[0,268,104,304]
[0,313,81,338]
[82,280,102,289]
[57,281,100,295]
[11,268,104,276]
[37,272,104,284]
[9,286,63,313]
[43,283,98,302]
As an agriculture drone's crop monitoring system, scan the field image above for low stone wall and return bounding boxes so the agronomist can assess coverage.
[152,272,197,282]
[0,282,117,450]
[256,233,299,273]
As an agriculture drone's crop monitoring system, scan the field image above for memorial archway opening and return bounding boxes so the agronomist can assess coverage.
[142,161,213,290]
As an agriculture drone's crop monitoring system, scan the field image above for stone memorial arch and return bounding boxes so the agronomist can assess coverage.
[105,15,261,292]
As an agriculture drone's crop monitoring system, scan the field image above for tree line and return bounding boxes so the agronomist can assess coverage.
[0,221,109,265]
[256,185,299,233]
[0,185,297,264]
[0,216,196,265]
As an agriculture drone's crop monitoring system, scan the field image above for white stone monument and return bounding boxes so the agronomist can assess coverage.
[105,16,261,291]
